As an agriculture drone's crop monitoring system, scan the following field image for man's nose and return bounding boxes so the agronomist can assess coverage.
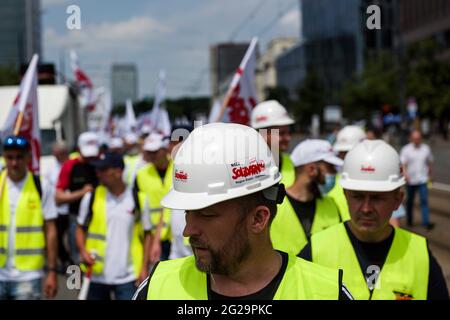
[183,211,200,238]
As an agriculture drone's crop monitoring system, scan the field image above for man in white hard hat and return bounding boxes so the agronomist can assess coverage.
[133,123,352,300]
[251,100,296,187]
[299,140,449,300]
[270,139,343,256]
[329,125,367,221]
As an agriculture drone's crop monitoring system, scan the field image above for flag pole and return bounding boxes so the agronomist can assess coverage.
[213,37,258,123]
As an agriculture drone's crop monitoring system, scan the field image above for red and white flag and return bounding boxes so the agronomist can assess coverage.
[214,37,258,125]
[70,50,96,111]
[2,54,41,174]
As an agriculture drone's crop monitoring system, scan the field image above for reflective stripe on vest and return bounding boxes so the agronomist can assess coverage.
[327,174,351,222]
[146,254,340,300]
[280,153,295,188]
[0,171,45,271]
[270,195,341,255]
[83,185,144,278]
[311,223,429,300]
[136,161,173,241]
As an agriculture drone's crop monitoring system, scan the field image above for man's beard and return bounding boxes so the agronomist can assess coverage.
[190,220,251,276]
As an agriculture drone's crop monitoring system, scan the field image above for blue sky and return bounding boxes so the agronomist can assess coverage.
[42,0,300,99]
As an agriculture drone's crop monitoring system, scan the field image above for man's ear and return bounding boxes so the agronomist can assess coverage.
[249,205,271,234]
[393,189,405,211]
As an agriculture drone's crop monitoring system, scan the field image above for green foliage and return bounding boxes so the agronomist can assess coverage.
[340,52,398,120]
[405,39,450,117]
[0,64,20,86]
[294,70,327,125]
[265,86,290,106]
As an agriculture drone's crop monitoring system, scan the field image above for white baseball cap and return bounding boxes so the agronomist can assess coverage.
[109,137,124,149]
[78,132,100,158]
[143,133,168,152]
[124,133,138,145]
[291,139,344,167]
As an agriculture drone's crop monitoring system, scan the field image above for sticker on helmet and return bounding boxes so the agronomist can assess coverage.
[175,170,188,182]
[361,165,375,173]
[228,157,267,186]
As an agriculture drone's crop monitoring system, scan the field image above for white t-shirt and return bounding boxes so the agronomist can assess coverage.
[78,187,151,285]
[44,160,69,215]
[0,175,58,282]
[169,210,192,260]
[400,143,433,185]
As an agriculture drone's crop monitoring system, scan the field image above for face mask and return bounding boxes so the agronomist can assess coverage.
[319,174,336,195]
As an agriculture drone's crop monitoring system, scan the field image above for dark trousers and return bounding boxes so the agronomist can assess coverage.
[56,214,72,267]
[406,183,430,226]
[87,281,137,300]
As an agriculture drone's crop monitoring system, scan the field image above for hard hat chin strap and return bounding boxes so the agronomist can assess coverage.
[262,183,286,204]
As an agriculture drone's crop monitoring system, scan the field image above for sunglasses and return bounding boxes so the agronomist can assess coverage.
[3,136,30,149]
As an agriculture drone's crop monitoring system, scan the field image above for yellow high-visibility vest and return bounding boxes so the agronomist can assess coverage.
[327,174,351,222]
[280,153,295,188]
[136,161,173,242]
[271,195,341,255]
[83,185,145,278]
[146,254,341,300]
[69,151,80,160]
[124,154,140,186]
[0,171,45,271]
[311,223,429,300]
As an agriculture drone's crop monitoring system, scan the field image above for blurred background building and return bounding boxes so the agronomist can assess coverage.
[111,63,138,106]
[0,0,41,68]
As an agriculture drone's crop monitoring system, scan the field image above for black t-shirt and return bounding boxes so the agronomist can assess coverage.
[286,194,316,240]
[68,162,98,215]
[157,168,166,182]
[298,222,449,300]
[133,252,353,300]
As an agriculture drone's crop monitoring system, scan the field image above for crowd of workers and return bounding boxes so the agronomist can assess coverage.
[0,100,448,300]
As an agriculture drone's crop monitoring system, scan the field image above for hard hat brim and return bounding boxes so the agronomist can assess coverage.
[333,143,354,152]
[252,118,295,129]
[161,174,282,210]
[340,178,405,192]
[323,155,344,166]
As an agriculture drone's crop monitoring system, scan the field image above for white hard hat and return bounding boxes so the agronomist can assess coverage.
[340,140,405,192]
[161,123,282,210]
[251,100,294,129]
[333,125,367,152]
[291,139,343,167]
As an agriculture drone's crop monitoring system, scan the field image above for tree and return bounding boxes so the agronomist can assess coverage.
[405,39,450,118]
[265,86,290,106]
[294,70,327,126]
[340,52,398,121]
[0,64,20,86]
